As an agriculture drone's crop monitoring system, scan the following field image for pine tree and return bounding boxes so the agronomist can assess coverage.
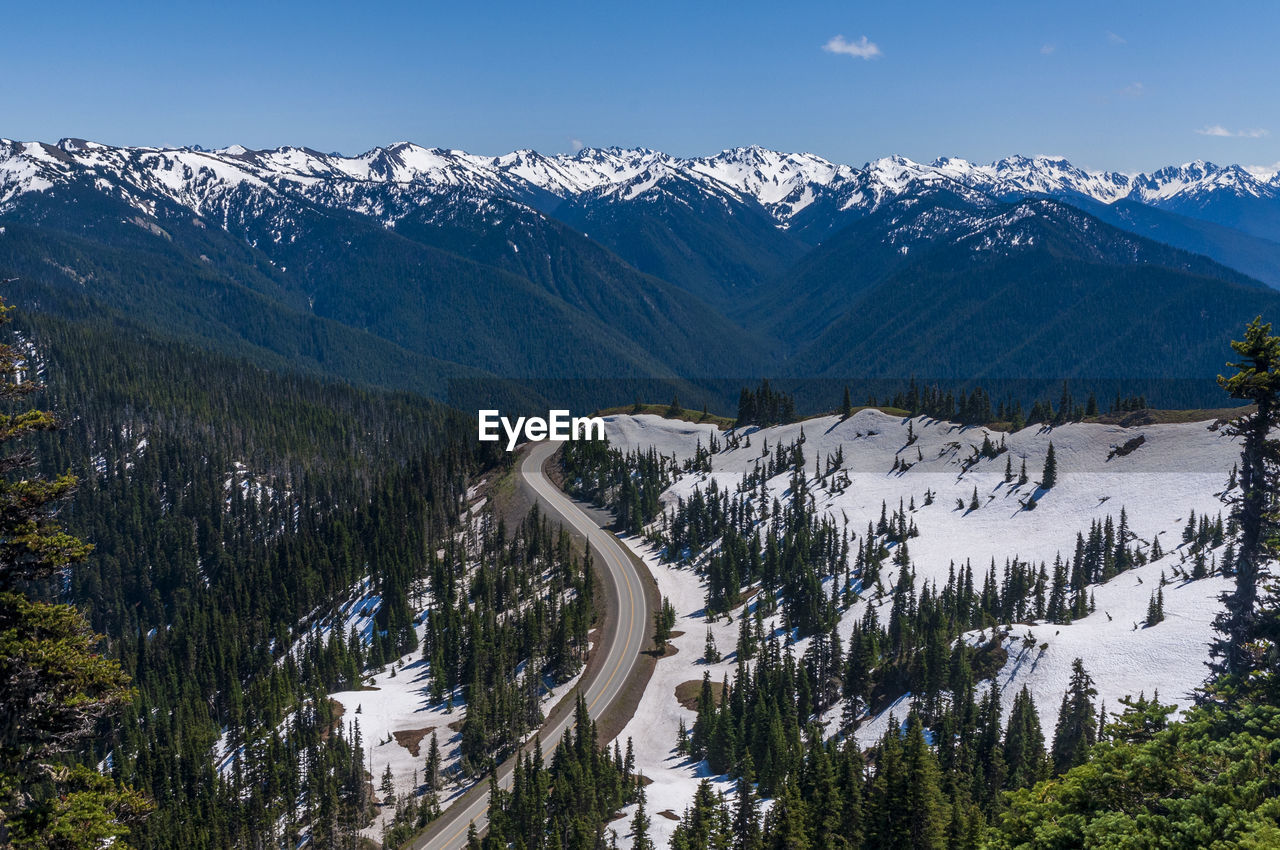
[380,762,396,804]
[0,297,149,845]
[1051,658,1098,774]
[733,771,761,850]
[1146,587,1165,627]
[654,596,676,650]
[425,731,441,790]
[704,626,721,663]
[631,784,655,850]
[1041,442,1058,490]
[901,714,946,849]
[842,386,853,419]
[763,780,811,850]
[1002,686,1047,790]
[1212,316,1280,688]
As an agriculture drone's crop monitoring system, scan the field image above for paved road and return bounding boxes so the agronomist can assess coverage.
[409,440,649,849]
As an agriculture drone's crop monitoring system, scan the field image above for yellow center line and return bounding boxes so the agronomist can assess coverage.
[427,452,640,849]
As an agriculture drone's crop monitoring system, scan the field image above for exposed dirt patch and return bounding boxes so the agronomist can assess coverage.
[1092,405,1253,426]
[675,679,725,712]
[320,699,346,743]
[971,637,1010,682]
[658,810,681,821]
[647,630,684,659]
[489,459,542,532]
[392,726,436,758]
[591,403,736,430]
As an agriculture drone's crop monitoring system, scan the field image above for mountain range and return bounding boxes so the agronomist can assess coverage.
[4,138,1280,410]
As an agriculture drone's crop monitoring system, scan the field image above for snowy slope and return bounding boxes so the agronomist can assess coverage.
[601,410,1240,847]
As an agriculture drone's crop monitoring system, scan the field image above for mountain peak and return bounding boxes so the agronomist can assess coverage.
[1,138,1277,238]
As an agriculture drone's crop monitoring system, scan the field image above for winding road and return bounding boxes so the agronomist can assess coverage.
[409,440,650,849]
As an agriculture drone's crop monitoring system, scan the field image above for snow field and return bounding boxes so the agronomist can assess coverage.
[603,410,1241,847]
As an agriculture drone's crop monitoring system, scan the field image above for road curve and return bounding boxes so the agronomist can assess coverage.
[408,440,650,849]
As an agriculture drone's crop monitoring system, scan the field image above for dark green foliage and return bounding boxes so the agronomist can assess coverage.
[6,309,605,848]
[989,701,1280,849]
[1040,442,1057,490]
[0,299,149,847]
[1146,587,1165,626]
[1002,687,1047,791]
[560,437,677,535]
[481,698,640,848]
[736,380,797,428]
[767,194,1280,397]
[1051,659,1098,775]
[654,596,676,649]
[1211,316,1280,690]
[550,176,809,310]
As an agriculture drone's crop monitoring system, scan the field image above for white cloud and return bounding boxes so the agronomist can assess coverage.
[1245,162,1280,180]
[1106,30,1127,45]
[1196,125,1270,138]
[822,34,881,60]
[1040,43,1056,55]
[570,138,585,152]
[1120,82,1144,97]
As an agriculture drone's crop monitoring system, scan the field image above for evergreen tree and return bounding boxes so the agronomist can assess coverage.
[655,596,676,650]
[1041,442,1058,490]
[425,732,442,791]
[631,785,655,850]
[1002,686,1047,790]
[1212,316,1280,690]
[704,627,721,663]
[0,298,149,846]
[732,771,761,850]
[1051,658,1098,774]
[900,714,946,849]
[1146,587,1165,627]
[762,780,810,850]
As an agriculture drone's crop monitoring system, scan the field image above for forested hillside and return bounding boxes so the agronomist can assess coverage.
[555,318,1280,849]
[0,308,650,847]
[5,141,1280,414]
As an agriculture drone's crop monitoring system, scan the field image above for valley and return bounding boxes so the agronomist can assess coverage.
[4,139,1280,850]
[4,140,1280,413]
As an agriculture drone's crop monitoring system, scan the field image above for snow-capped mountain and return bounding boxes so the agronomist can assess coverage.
[5,137,1280,236]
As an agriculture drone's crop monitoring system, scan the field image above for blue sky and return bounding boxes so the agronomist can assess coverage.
[3,0,1277,172]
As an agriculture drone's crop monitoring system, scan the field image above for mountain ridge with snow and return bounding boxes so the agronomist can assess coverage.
[5,137,1279,233]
